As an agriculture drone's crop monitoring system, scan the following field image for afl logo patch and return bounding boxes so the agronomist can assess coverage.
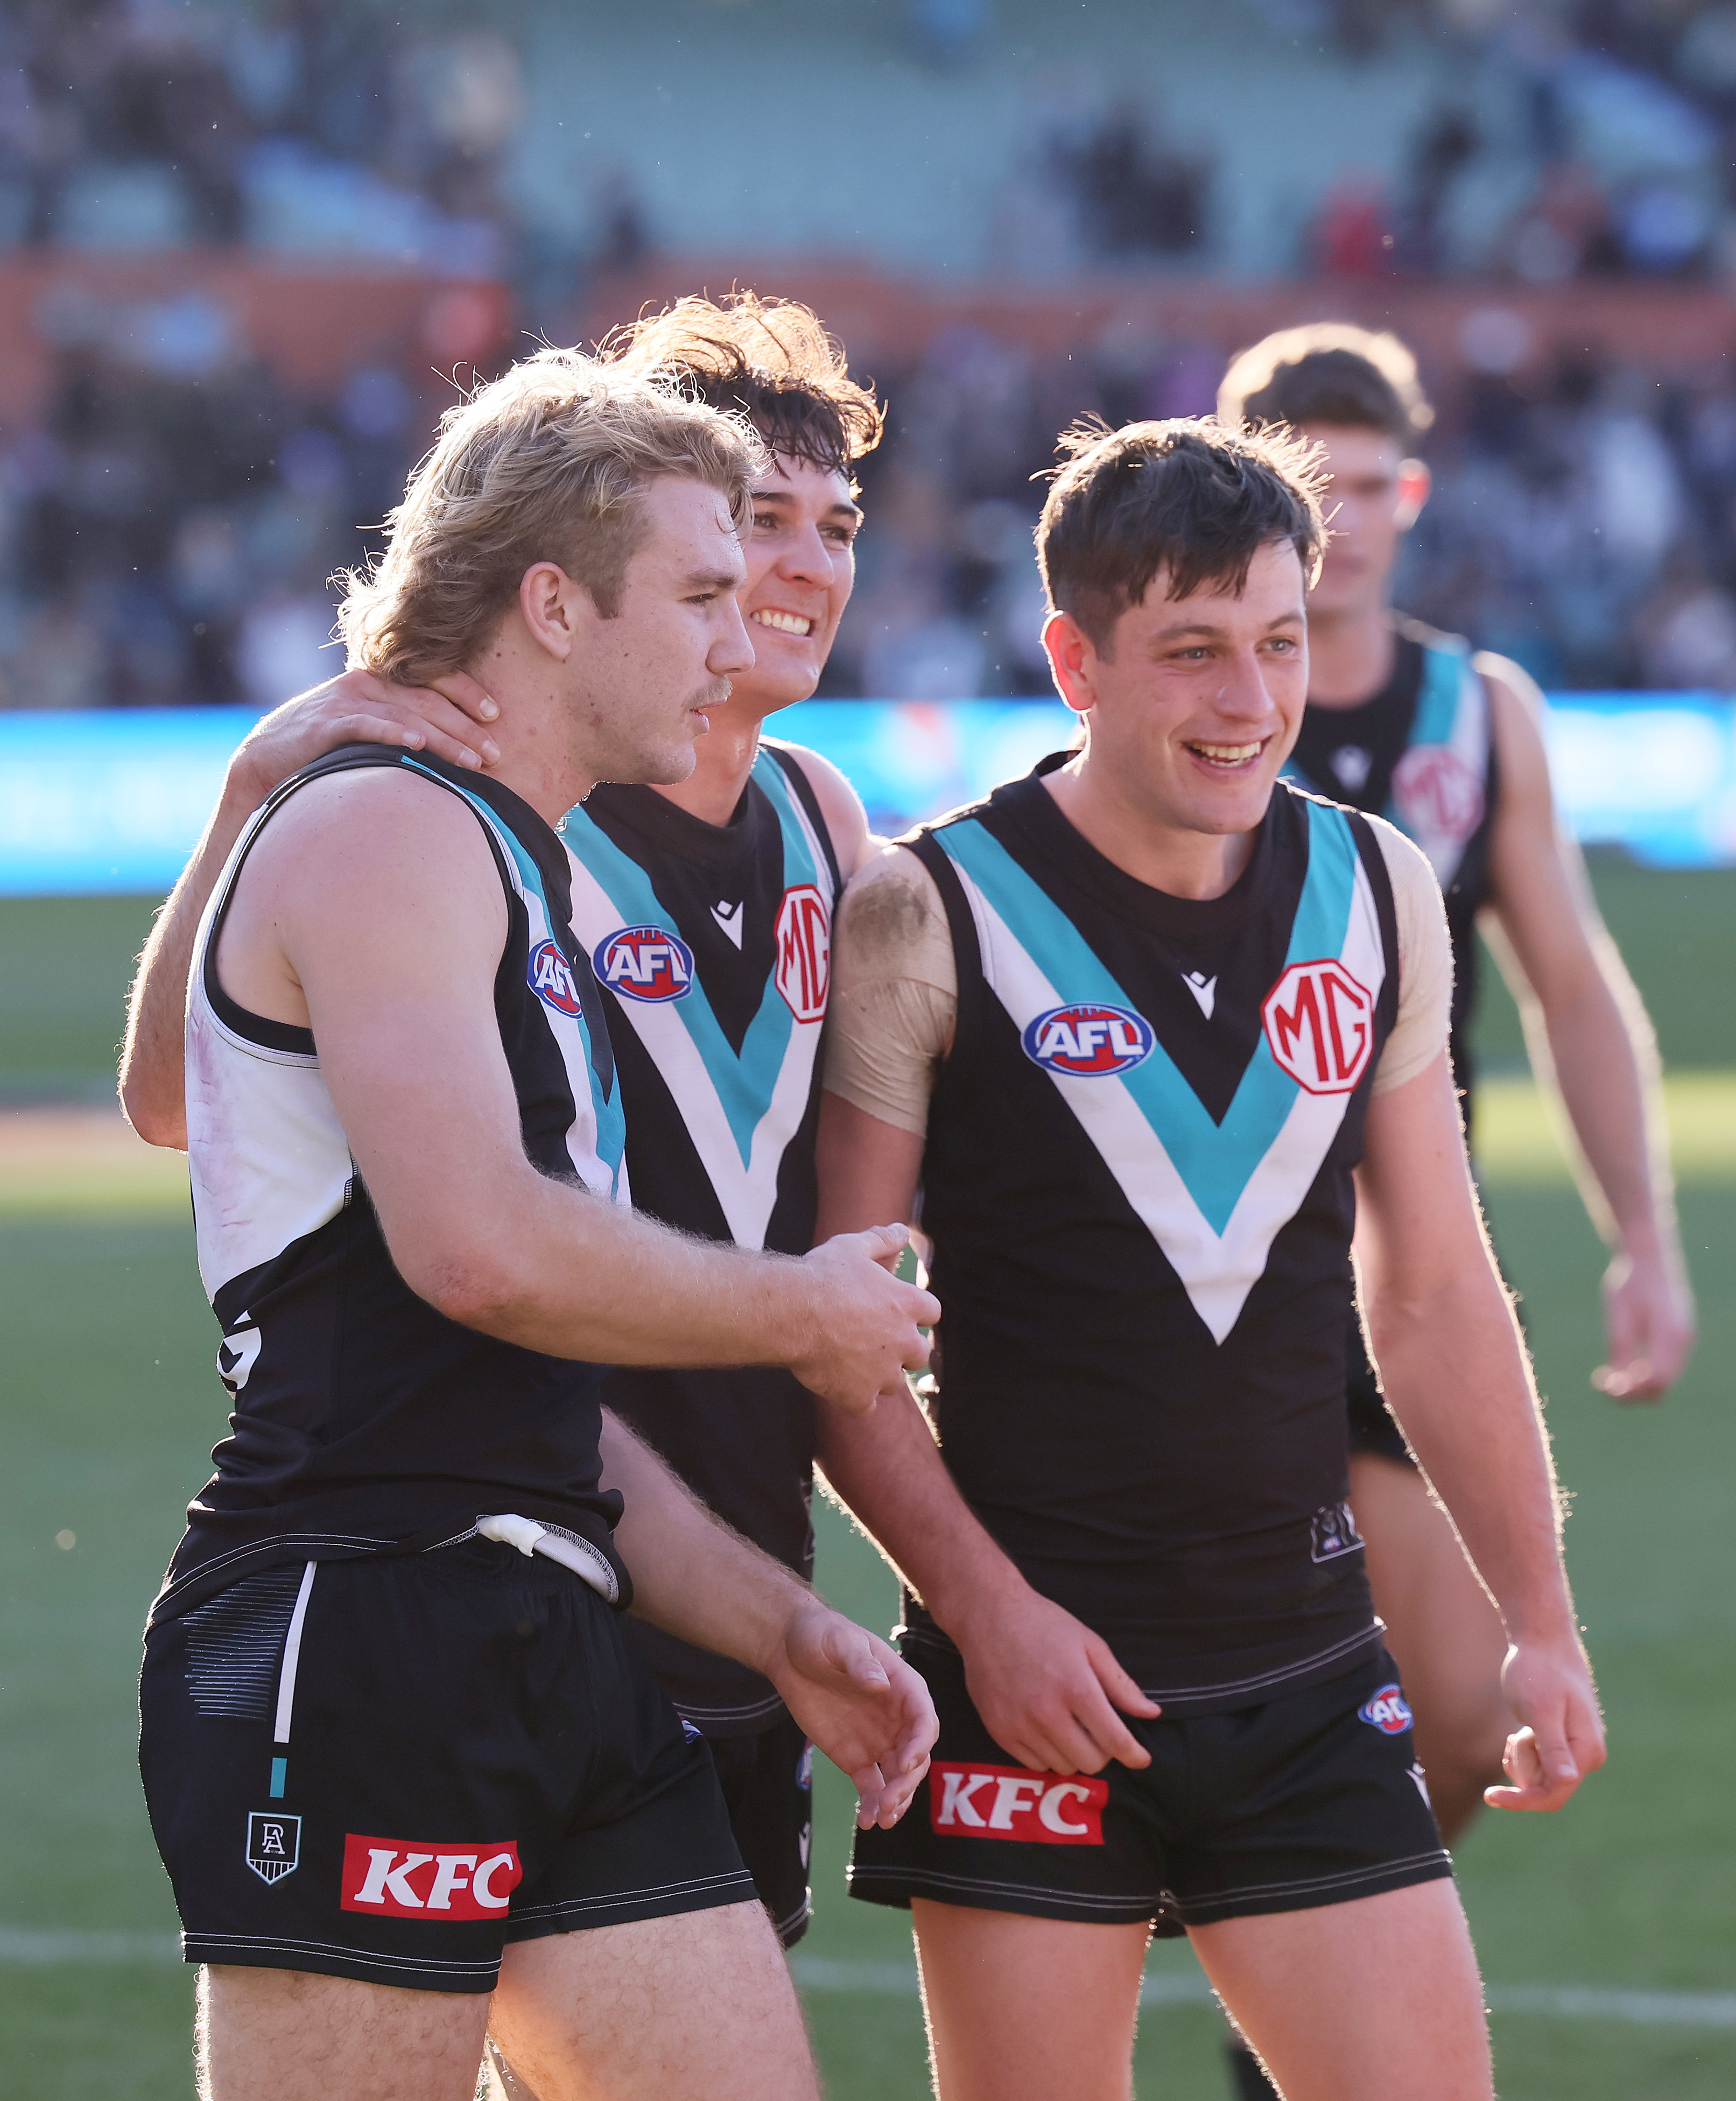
[1359,1684,1414,1735]
[1262,959,1374,1095]
[1022,1003,1154,1078]
[593,925,694,1003]
[527,939,584,1017]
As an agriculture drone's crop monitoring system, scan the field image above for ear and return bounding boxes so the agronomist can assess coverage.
[1042,610,1101,716]
[517,563,584,662]
[1396,459,1431,531]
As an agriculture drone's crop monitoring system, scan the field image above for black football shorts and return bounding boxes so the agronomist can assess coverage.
[706,1710,814,1949]
[849,1628,1451,1931]
[139,1537,755,1994]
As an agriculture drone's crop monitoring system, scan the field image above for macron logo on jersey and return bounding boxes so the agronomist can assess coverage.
[1022,1003,1154,1078]
[340,1835,522,1919]
[593,925,694,1003]
[1261,960,1374,1095]
[929,1761,1108,1845]
[527,939,585,1018]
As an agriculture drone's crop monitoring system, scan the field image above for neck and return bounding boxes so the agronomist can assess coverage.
[1044,758,1257,901]
[1304,598,1396,709]
[650,690,773,827]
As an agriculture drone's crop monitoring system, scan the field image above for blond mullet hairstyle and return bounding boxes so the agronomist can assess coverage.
[336,345,768,687]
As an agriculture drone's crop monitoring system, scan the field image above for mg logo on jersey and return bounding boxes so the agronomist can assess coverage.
[1022,1003,1154,1078]
[1359,1684,1415,1735]
[340,1835,522,1919]
[593,925,694,1003]
[1262,960,1374,1095]
[1392,744,1484,849]
[527,939,585,1017]
[775,885,830,1023]
[929,1761,1108,1845]
[245,1811,301,1885]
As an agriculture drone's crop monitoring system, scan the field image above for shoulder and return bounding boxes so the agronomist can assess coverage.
[1471,652,1552,805]
[764,738,874,875]
[835,842,953,973]
[1360,809,1444,915]
[1395,611,1468,657]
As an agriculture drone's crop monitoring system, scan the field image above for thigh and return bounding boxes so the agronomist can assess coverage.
[199,1963,489,2101]
[490,1899,816,2101]
[1351,1456,1511,1762]
[1189,1878,1491,2101]
[707,1713,813,1948]
[912,1900,1149,2101]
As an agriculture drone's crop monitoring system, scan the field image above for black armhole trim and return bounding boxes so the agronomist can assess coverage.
[200,746,521,1059]
[907,826,984,1063]
[765,743,845,898]
[1344,809,1402,1035]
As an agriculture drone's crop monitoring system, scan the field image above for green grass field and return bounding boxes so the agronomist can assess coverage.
[3,867,1734,2097]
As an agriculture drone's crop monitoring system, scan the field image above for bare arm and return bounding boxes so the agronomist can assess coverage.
[229,768,936,1413]
[1479,657,1695,1400]
[119,668,503,1148]
[1355,1052,1606,1811]
[598,1410,935,1826]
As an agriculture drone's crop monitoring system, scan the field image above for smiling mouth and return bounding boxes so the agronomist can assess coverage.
[1185,739,1266,770]
[752,609,814,637]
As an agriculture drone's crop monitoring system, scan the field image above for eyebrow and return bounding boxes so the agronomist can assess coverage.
[679,567,746,595]
[1151,609,1305,642]
[750,485,864,523]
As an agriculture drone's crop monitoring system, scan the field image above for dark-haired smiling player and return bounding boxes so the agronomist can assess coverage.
[123,294,887,1962]
[810,418,1605,2101]
[1218,325,1693,1857]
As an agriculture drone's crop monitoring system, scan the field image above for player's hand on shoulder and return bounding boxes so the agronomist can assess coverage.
[949,1582,1159,1777]
[1486,1633,1606,1813]
[769,1598,937,1829]
[1595,1241,1697,1402]
[792,1224,939,1417]
[228,667,501,809]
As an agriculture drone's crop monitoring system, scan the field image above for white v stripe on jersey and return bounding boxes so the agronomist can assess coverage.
[953,859,1389,1344]
[563,853,819,1251]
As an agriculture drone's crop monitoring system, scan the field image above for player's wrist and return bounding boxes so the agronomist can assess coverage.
[926,1554,1034,1652]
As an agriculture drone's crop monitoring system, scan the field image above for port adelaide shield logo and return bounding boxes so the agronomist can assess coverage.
[1022,1002,1154,1078]
[245,1811,301,1885]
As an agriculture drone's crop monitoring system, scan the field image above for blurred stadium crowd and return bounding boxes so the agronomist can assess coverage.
[4,0,1736,706]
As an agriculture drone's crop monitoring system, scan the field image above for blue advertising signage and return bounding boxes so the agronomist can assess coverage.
[0,695,1732,895]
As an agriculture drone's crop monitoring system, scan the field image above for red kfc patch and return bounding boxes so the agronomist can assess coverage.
[340,1835,522,1920]
[928,1761,1108,1845]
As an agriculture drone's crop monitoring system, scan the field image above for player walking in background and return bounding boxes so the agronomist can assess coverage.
[124,294,887,1966]
[814,418,1605,2101]
[131,349,939,2101]
[1218,325,1694,1845]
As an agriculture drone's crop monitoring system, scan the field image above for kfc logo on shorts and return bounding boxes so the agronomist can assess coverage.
[1262,960,1374,1095]
[245,1811,300,1885]
[1022,1003,1154,1078]
[527,939,585,1018]
[1392,746,1485,852]
[775,885,830,1023]
[1358,1685,1415,1736]
[593,926,694,1003]
[340,1835,522,1919]
[929,1761,1108,1845]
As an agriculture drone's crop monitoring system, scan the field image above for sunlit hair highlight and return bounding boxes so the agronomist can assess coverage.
[596,290,883,482]
[1218,322,1435,443]
[336,346,767,687]
[1036,416,1329,656]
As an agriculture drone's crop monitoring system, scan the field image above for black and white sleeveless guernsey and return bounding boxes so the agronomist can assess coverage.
[909,762,1401,1712]
[151,746,631,1627]
[561,741,841,1735]
[1285,615,1496,1108]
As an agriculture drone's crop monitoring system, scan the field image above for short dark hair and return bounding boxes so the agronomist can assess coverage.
[1218,323,1433,443]
[1036,417,1327,654]
[598,291,883,481]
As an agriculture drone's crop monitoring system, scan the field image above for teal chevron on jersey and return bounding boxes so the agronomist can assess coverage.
[563,749,823,1174]
[406,761,627,1192]
[938,798,1363,1235]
